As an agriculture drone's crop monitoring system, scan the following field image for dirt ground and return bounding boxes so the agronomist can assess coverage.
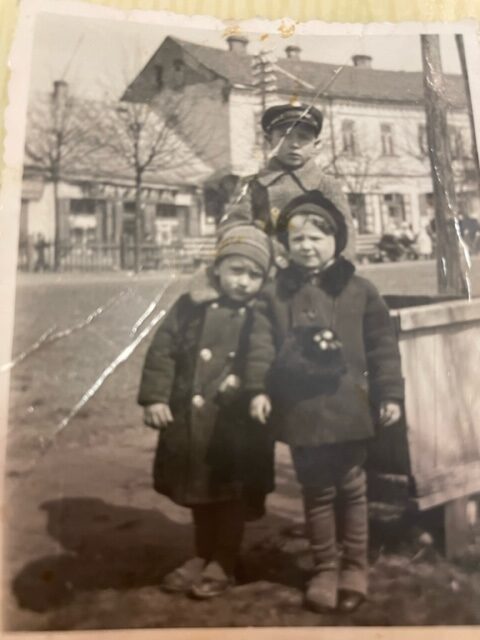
[4,259,480,630]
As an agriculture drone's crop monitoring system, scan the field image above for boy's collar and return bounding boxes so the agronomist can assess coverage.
[256,157,319,190]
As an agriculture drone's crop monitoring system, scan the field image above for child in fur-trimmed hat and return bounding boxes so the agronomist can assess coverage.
[246,190,404,614]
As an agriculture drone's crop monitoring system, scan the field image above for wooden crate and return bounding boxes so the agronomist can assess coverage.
[368,295,480,556]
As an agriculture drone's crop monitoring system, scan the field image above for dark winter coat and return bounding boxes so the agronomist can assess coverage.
[138,268,274,509]
[222,157,356,262]
[244,258,404,447]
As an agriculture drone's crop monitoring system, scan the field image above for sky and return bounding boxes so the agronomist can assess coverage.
[29,12,465,100]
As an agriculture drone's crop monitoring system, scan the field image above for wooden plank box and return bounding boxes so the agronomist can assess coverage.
[367,295,480,515]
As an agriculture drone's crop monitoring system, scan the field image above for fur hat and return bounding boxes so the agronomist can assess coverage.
[215,223,272,274]
[276,190,348,257]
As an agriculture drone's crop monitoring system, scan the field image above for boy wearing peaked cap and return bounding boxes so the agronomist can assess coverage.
[245,190,404,613]
[221,102,356,263]
[138,223,274,600]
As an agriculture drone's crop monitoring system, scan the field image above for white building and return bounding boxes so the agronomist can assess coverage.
[124,35,479,237]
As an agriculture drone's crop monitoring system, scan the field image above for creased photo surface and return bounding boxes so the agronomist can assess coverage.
[2,2,480,634]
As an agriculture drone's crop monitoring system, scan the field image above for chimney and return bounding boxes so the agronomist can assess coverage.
[352,54,372,69]
[285,45,301,60]
[226,34,249,55]
[53,80,68,102]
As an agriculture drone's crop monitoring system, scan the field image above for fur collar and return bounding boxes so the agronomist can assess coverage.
[186,266,221,304]
[278,257,356,297]
[186,266,258,308]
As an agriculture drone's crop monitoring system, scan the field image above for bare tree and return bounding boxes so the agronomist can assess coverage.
[96,94,210,272]
[24,81,103,270]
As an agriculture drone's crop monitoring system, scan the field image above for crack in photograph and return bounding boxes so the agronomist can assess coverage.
[2,1,480,633]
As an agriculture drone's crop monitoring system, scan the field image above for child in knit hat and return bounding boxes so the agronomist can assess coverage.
[138,223,274,599]
[246,190,404,613]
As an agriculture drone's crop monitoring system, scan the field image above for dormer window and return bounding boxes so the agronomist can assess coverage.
[155,65,163,90]
[172,59,186,90]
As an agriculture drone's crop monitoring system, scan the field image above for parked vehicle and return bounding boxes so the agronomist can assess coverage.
[373,233,419,262]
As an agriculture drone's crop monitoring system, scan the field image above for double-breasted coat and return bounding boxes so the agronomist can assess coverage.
[222,157,356,262]
[244,258,405,447]
[138,268,274,508]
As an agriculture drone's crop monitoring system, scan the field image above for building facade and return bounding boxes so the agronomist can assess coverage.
[22,35,479,268]
[124,35,479,238]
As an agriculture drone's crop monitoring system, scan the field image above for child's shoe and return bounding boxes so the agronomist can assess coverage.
[161,557,206,593]
[189,561,233,599]
[337,589,365,613]
[304,570,338,613]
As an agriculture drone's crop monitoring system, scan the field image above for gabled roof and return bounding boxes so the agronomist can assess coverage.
[168,37,254,86]
[139,36,467,109]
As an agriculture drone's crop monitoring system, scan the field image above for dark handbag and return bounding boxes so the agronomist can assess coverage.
[269,325,347,388]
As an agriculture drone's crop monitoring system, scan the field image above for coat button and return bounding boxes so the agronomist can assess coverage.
[211,302,219,309]
[304,310,316,320]
[199,348,212,362]
[238,307,246,316]
[192,395,205,408]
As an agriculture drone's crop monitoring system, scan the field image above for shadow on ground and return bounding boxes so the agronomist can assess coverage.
[12,497,193,612]
[10,496,296,616]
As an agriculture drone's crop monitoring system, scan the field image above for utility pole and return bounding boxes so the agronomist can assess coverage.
[251,49,277,163]
[455,34,480,191]
[421,34,470,297]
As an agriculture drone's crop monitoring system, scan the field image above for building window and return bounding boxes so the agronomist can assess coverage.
[348,193,369,234]
[156,204,177,218]
[70,198,96,214]
[383,193,406,228]
[449,126,465,160]
[172,59,186,90]
[418,124,428,156]
[380,123,395,156]
[155,65,163,90]
[342,120,357,156]
[69,199,97,244]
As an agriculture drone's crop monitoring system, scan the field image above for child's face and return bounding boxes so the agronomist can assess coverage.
[287,215,336,270]
[214,255,265,302]
[268,123,318,169]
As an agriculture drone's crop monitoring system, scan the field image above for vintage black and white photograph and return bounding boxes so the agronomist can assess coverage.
[2,1,480,633]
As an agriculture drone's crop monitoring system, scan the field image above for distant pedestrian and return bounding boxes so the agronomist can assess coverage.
[417,224,433,259]
[33,233,50,272]
[138,224,274,600]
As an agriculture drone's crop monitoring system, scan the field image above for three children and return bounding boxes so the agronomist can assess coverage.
[139,103,404,612]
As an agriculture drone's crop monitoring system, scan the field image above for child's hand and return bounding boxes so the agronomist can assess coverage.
[143,403,173,429]
[378,401,402,427]
[250,394,272,424]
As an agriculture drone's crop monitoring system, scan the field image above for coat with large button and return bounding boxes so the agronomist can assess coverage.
[244,258,405,447]
[138,268,274,508]
[222,157,356,262]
